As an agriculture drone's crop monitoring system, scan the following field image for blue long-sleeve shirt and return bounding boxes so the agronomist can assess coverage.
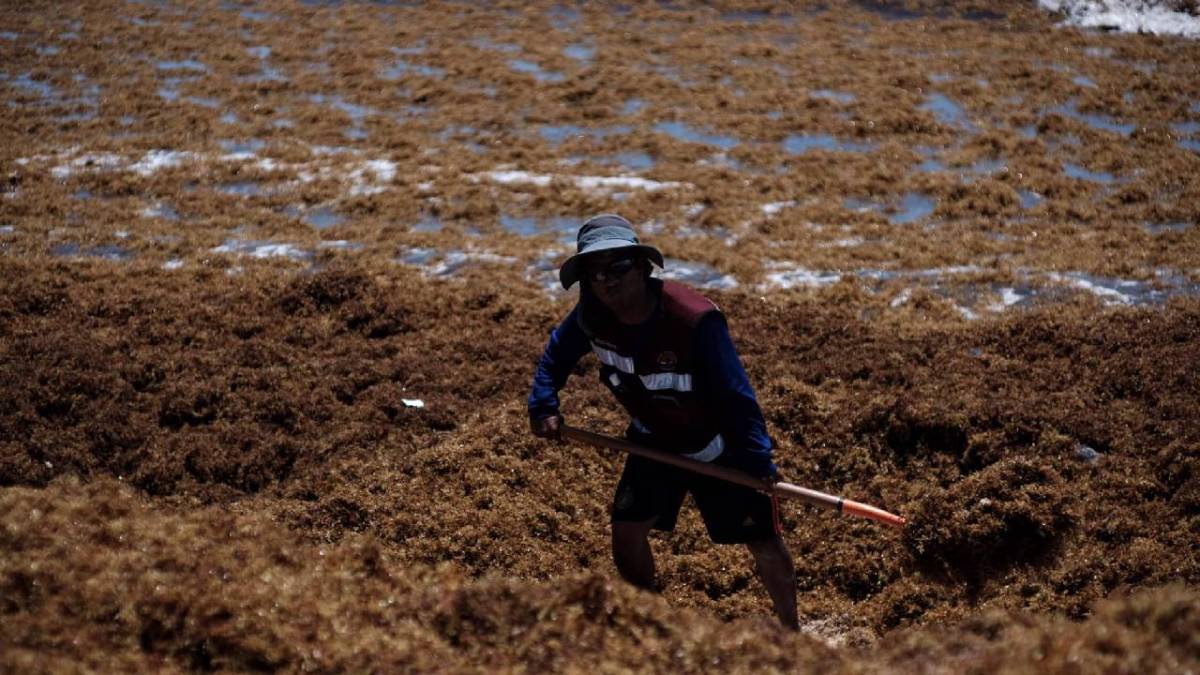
[528,303,776,477]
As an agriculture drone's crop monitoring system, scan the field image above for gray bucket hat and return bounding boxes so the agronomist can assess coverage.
[558,214,664,289]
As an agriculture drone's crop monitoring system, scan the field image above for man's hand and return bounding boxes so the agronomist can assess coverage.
[756,471,780,494]
[530,414,563,441]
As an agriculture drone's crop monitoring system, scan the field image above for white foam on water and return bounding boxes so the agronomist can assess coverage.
[317,240,362,250]
[50,152,123,178]
[129,150,194,176]
[397,247,520,278]
[1000,287,1026,306]
[817,237,865,248]
[474,170,686,193]
[348,159,397,196]
[1047,271,1133,304]
[162,259,184,270]
[760,262,843,290]
[211,239,312,260]
[1039,0,1200,38]
[657,260,739,290]
[761,201,797,216]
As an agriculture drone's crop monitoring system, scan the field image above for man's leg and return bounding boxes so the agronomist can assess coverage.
[747,536,799,630]
[611,517,657,590]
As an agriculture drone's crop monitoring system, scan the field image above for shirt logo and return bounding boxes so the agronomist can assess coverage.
[656,351,678,371]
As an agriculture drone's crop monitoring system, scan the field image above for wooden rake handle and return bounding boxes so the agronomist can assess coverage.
[560,425,906,530]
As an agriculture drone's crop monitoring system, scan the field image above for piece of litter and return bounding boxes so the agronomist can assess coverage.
[1074,444,1100,463]
[402,399,425,408]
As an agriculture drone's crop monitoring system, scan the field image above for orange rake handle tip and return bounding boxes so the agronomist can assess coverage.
[841,499,907,529]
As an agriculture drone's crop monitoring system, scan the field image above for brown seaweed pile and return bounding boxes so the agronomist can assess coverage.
[2,0,1199,672]
[2,260,1197,671]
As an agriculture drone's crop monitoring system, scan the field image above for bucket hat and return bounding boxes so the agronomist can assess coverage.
[558,214,664,289]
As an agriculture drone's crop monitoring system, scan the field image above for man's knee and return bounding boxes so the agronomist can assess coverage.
[747,536,793,565]
[611,518,655,547]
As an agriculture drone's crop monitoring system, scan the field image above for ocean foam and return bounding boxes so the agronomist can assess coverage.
[475,170,686,193]
[1039,1,1200,38]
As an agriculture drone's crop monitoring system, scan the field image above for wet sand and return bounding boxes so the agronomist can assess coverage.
[2,1,1199,672]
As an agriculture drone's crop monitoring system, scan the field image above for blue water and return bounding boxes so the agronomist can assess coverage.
[411,215,443,233]
[611,151,654,170]
[539,124,632,145]
[309,94,373,139]
[1064,163,1115,183]
[1144,222,1190,234]
[471,38,520,53]
[966,158,1007,177]
[1019,190,1044,209]
[186,96,220,109]
[845,192,936,224]
[1048,99,1135,136]
[921,93,976,131]
[509,59,565,83]
[218,181,263,197]
[810,89,856,104]
[51,243,133,261]
[892,193,937,223]
[8,72,58,98]
[304,208,344,229]
[547,5,581,29]
[399,247,439,265]
[156,59,208,72]
[622,99,647,115]
[783,134,875,154]
[659,258,737,290]
[564,44,594,62]
[219,139,266,155]
[240,9,274,21]
[145,203,181,221]
[309,94,373,120]
[654,121,739,149]
[381,60,445,79]
[917,157,945,172]
[156,86,178,102]
[568,152,655,171]
[500,215,578,240]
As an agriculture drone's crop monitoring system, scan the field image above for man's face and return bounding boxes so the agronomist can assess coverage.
[585,251,646,312]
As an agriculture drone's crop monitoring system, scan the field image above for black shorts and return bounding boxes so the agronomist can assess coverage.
[610,452,782,544]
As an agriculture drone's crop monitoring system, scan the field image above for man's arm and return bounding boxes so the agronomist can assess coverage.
[528,305,591,437]
[693,312,777,478]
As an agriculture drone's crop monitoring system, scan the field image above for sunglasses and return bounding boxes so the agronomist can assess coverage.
[586,256,638,283]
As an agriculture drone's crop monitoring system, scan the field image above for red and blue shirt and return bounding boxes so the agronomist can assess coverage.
[528,279,776,477]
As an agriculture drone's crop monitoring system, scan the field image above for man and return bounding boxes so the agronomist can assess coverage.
[527,214,798,630]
